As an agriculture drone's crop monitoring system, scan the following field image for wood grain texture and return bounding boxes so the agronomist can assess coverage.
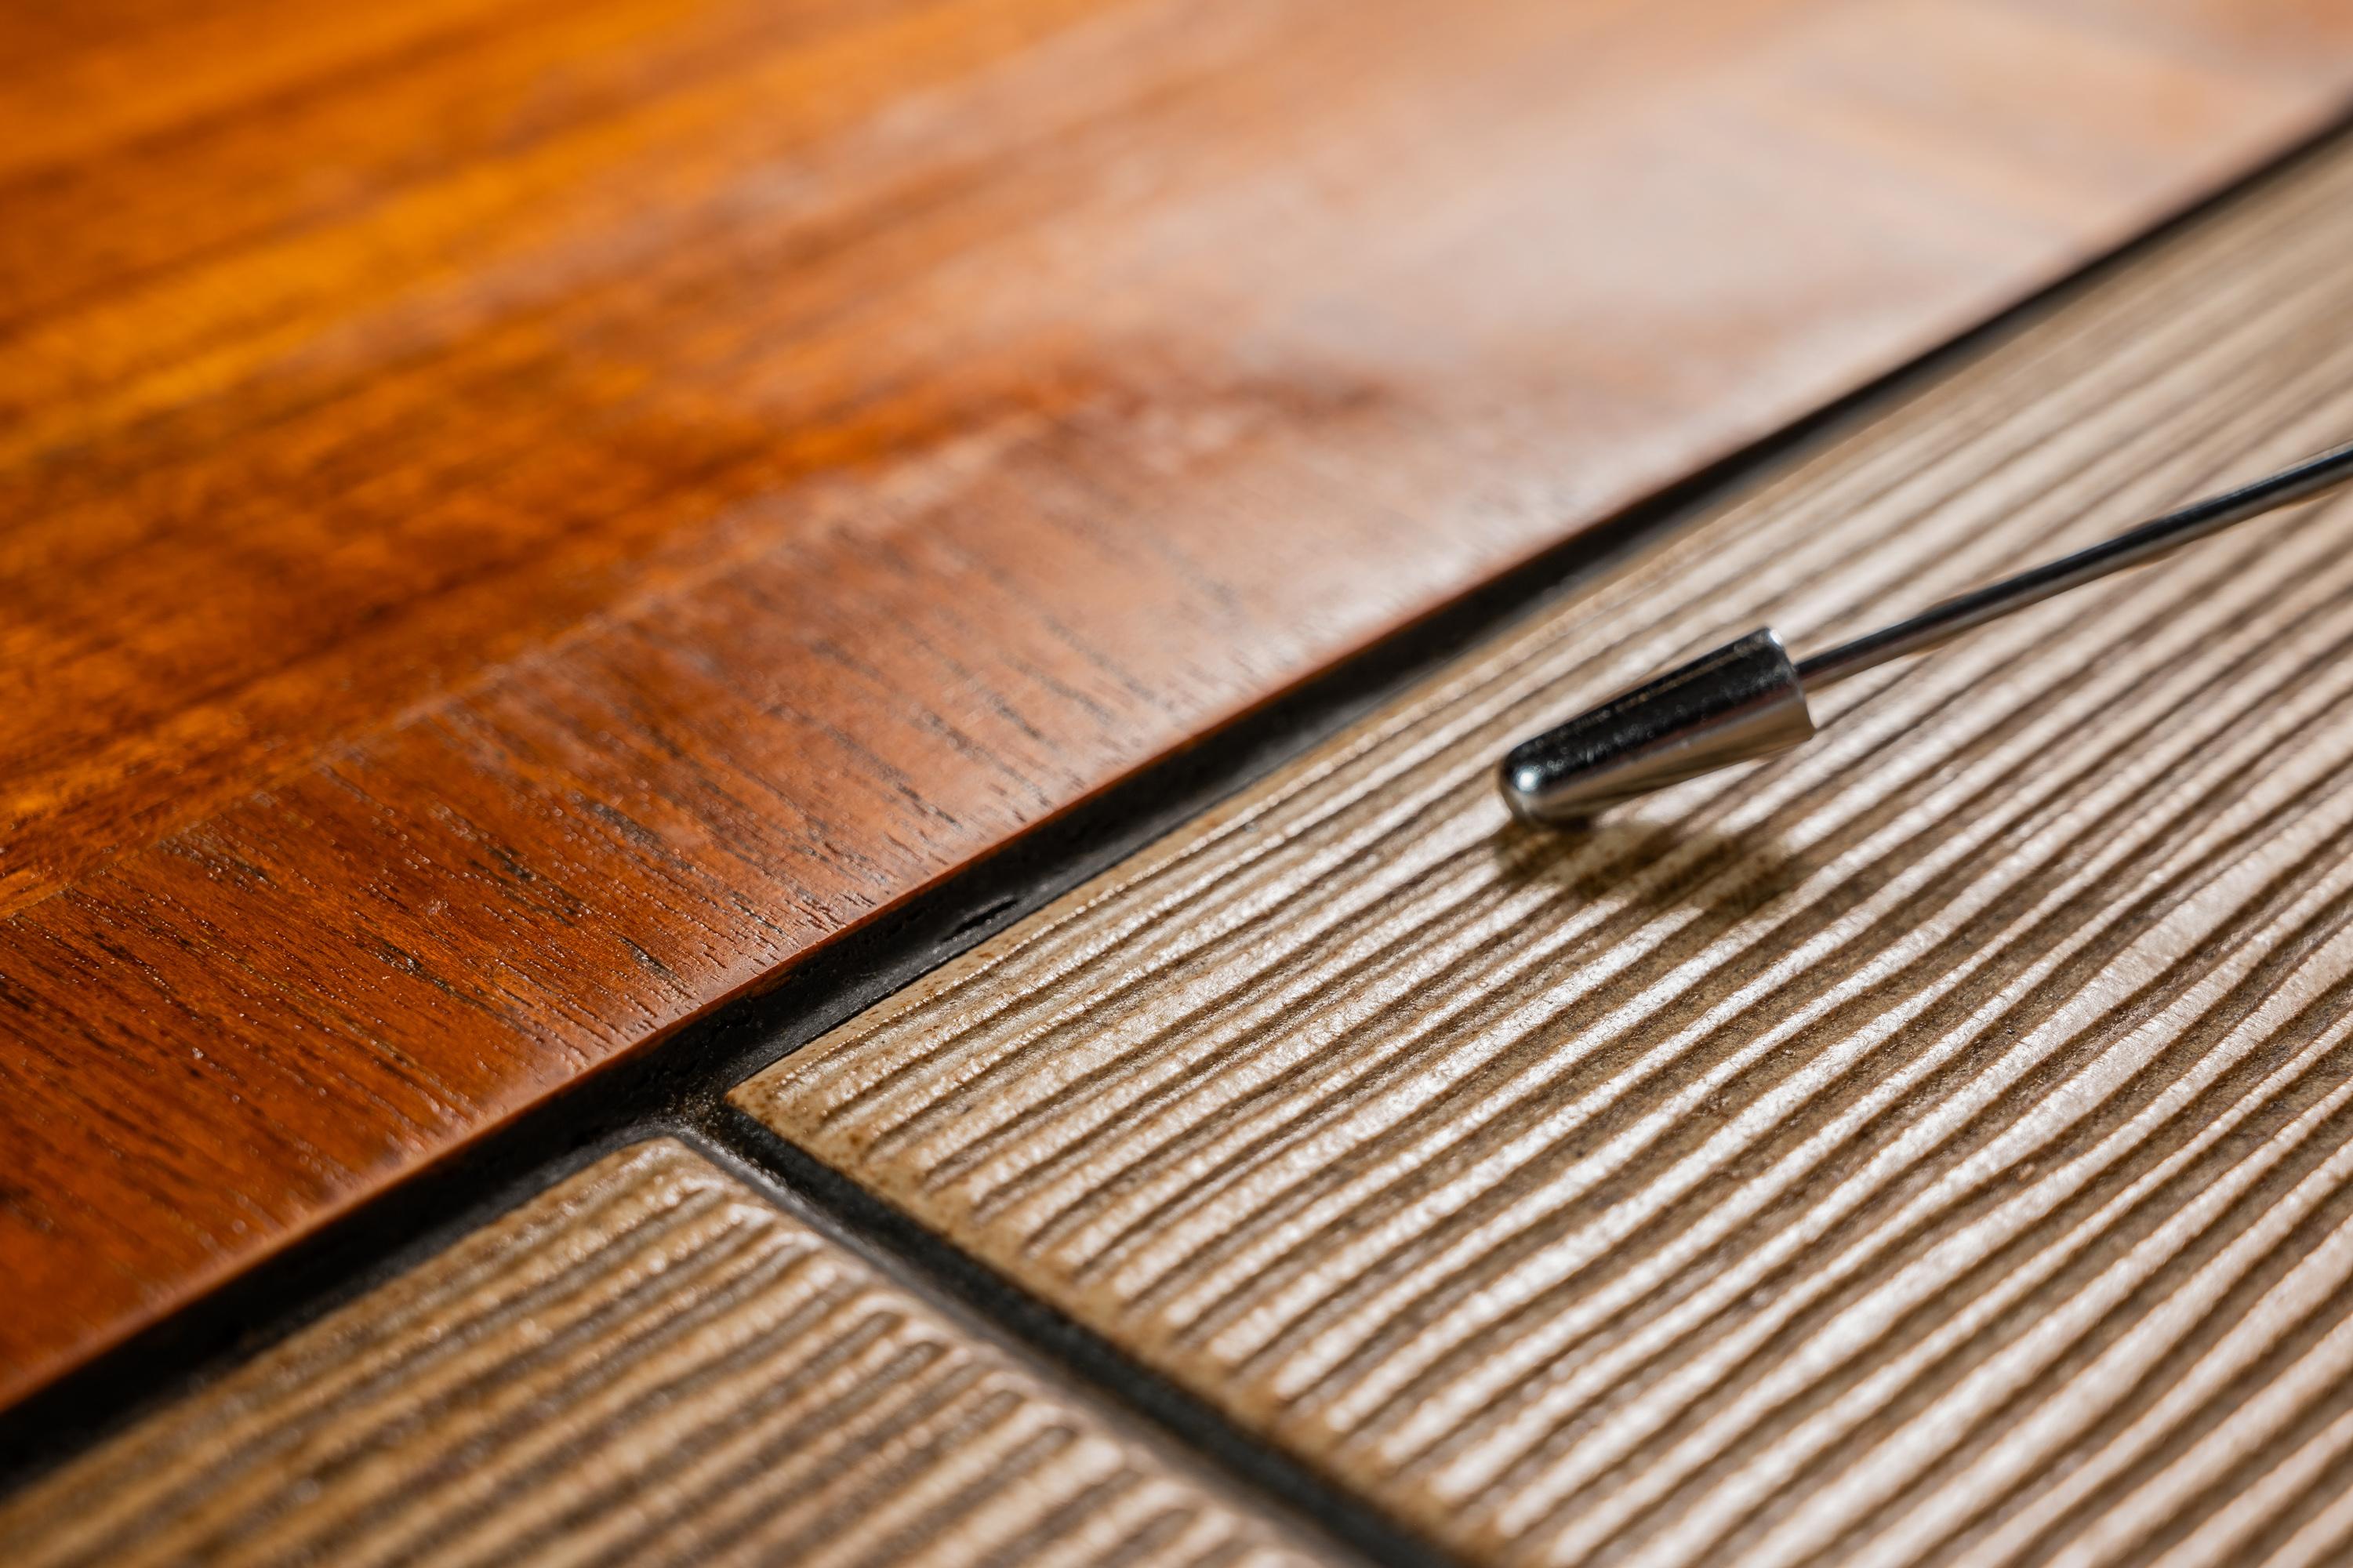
[7,0,2353,1410]
[739,138,2353,1567]
[0,1139,1329,1568]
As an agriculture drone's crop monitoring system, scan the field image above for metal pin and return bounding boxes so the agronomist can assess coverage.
[1498,439,2353,827]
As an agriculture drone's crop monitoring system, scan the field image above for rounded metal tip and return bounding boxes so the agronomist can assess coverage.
[1498,628,1816,826]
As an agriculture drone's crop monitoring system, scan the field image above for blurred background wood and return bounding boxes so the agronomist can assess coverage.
[5,0,2351,1407]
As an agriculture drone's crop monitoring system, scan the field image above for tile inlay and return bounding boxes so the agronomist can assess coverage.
[0,1141,1328,1568]
[736,142,2353,1566]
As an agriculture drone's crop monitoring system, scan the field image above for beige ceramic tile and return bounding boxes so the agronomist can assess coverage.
[738,143,2353,1566]
[0,1140,1330,1568]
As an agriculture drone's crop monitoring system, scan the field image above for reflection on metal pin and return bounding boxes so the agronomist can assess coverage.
[1500,439,2353,827]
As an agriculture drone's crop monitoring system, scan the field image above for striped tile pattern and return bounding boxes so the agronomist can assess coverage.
[736,141,2353,1566]
[0,1141,1325,1568]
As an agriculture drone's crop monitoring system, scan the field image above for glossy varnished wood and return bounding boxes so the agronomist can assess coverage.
[0,1140,1328,1567]
[6,0,2352,1406]
[739,140,2353,1566]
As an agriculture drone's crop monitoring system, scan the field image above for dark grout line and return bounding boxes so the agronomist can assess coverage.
[5,107,2348,1542]
[679,1116,1450,1568]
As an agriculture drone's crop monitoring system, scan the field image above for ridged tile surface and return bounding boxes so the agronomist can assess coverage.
[737,141,2353,1566]
[0,1140,1325,1568]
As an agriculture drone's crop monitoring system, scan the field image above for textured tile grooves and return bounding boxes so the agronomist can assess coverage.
[737,140,2353,1567]
[0,1142,1329,1568]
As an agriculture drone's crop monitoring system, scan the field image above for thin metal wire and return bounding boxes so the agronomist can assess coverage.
[1793,439,2353,690]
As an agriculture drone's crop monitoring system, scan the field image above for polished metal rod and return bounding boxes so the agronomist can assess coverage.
[1795,437,2353,690]
[1498,440,2353,826]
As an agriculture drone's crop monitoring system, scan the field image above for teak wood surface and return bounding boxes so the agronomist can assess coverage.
[0,1139,1330,1567]
[5,0,2353,1408]
[742,136,2353,1567]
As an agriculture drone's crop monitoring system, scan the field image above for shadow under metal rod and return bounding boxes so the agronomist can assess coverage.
[1500,439,2353,826]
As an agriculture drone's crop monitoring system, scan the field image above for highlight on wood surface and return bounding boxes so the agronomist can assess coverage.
[738,139,2353,1566]
[0,1140,1328,1568]
[9,0,2353,1410]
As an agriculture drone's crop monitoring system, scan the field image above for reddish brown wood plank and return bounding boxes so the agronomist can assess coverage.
[2,0,2349,1407]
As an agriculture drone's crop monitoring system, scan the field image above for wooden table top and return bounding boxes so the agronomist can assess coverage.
[22,121,2353,1567]
[6,0,2352,1409]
